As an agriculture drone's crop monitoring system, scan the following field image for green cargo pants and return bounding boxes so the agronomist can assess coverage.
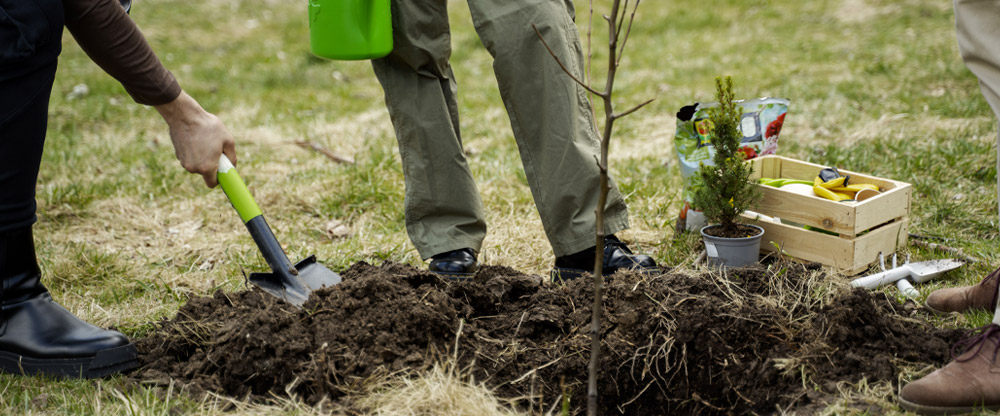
[372,0,630,259]
[954,0,1000,223]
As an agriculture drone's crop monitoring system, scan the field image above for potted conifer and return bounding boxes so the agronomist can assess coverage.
[692,76,764,267]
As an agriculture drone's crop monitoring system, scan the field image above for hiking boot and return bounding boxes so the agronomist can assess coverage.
[899,324,1000,414]
[551,235,658,281]
[0,227,138,378]
[428,248,478,279]
[926,267,1000,314]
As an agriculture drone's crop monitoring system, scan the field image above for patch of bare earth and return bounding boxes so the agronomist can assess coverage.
[134,261,964,414]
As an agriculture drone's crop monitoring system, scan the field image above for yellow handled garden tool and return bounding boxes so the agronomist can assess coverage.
[216,155,341,307]
[812,168,880,202]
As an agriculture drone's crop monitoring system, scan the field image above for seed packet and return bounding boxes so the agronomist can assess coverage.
[674,97,789,231]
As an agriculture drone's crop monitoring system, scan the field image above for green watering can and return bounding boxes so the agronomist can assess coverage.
[309,0,392,60]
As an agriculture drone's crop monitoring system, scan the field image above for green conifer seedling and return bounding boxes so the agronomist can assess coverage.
[692,76,761,237]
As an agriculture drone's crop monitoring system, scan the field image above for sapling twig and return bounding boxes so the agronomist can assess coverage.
[586,0,596,124]
[534,2,652,414]
[530,25,603,97]
[616,1,640,65]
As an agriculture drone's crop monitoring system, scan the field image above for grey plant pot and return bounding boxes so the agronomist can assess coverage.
[700,224,765,268]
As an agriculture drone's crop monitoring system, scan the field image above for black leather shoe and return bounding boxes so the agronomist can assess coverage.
[428,248,478,279]
[551,235,658,281]
[0,227,138,378]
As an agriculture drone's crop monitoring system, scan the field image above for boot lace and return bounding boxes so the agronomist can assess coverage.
[952,323,1000,363]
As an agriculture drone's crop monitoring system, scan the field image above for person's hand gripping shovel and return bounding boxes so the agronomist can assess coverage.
[216,155,341,307]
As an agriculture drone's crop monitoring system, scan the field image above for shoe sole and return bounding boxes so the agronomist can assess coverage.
[923,301,998,315]
[551,266,660,282]
[551,267,587,282]
[923,304,964,315]
[898,396,1000,415]
[0,343,138,379]
[430,270,476,280]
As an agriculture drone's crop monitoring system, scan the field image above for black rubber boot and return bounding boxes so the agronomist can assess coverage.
[0,227,137,378]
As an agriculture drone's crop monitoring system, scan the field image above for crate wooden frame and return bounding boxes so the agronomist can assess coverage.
[743,155,911,275]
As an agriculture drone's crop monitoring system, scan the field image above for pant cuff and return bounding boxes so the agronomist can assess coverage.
[551,211,630,257]
[415,238,484,261]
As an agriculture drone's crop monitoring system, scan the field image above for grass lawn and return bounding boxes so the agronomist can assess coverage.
[2,0,997,414]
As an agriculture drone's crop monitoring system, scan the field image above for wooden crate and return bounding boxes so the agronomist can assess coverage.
[743,155,911,275]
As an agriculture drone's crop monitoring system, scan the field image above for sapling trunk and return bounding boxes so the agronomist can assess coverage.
[534,2,652,414]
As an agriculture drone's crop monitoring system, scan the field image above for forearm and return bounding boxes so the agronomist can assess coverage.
[63,0,235,187]
[63,0,180,105]
[154,90,204,125]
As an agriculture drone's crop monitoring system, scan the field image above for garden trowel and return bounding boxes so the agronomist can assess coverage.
[216,155,341,307]
[850,258,963,294]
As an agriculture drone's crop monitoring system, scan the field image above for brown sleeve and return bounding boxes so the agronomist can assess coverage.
[63,0,181,106]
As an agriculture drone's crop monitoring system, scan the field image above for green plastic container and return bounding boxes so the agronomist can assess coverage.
[308,0,392,60]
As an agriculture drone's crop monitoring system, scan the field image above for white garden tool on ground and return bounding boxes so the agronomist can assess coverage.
[850,254,963,298]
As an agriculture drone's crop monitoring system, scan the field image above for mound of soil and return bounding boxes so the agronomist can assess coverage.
[135,262,965,414]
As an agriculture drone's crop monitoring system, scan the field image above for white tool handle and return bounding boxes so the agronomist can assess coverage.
[850,267,911,289]
[218,154,235,173]
[896,279,920,298]
[744,210,780,223]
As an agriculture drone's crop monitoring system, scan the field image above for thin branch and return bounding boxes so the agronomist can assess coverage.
[293,141,355,164]
[587,0,599,135]
[910,239,979,263]
[593,154,604,171]
[613,97,655,119]
[909,233,955,242]
[586,1,594,89]
[616,0,630,42]
[531,24,606,97]
[617,0,641,64]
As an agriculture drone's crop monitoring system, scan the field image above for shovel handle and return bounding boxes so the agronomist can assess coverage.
[896,279,920,298]
[246,216,296,276]
[217,155,263,223]
[850,267,911,289]
[216,155,295,275]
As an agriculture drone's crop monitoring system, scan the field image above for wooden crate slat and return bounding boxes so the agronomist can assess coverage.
[744,155,911,275]
[853,185,911,233]
[756,185,857,236]
[749,216,909,275]
[847,218,910,275]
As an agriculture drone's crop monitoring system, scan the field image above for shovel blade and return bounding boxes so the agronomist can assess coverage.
[249,255,342,307]
[294,255,343,291]
[909,259,964,283]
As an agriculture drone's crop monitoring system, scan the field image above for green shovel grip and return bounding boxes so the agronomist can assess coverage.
[217,155,263,224]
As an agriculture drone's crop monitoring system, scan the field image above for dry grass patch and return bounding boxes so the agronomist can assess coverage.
[356,364,526,416]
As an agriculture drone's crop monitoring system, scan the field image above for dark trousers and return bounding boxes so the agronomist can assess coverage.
[0,0,64,233]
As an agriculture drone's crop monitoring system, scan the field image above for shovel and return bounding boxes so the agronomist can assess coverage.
[850,258,964,295]
[216,155,341,307]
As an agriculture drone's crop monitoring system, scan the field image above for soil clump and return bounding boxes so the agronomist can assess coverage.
[135,261,965,414]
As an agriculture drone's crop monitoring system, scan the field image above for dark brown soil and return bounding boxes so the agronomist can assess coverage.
[134,261,965,415]
[702,223,763,239]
